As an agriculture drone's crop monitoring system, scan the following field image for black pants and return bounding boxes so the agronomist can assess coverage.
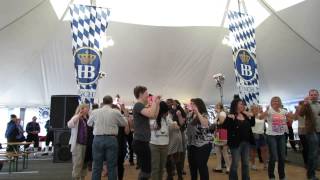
[26,134,39,148]
[287,127,296,151]
[118,142,127,180]
[126,132,134,163]
[7,138,18,152]
[133,140,151,180]
[166,152,183,180]
[187,144,212,180]
[299,134,308,166]
[45,131,54,146]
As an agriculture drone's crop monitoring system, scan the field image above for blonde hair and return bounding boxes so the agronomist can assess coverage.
[270,96,282,105]
[250,104,262,114]
[215,102,224,111]
[250,104,258,111]
[74,104,89,116]
[270,96,283,110]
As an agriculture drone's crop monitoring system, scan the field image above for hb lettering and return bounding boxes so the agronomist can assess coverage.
[77,65,95,79]
[240,64,252,77]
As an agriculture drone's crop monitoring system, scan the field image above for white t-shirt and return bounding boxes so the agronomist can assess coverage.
[266,108,288,135]
[252,117,265,134]
[150,117,171,145]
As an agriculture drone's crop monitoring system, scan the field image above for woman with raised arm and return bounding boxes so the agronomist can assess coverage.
[221,99,255,180]
[213,103,230,174]
[150,101,171,180]
[67,104,90,180]
[260,96,289,180]
[186,98,212,180]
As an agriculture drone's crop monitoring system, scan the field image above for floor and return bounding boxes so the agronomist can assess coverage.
[0,150,319,180]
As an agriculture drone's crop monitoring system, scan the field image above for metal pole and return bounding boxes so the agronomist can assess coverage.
[220,86,224,105]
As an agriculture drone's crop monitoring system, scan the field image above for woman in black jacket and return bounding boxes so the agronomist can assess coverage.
[222,99,255,180]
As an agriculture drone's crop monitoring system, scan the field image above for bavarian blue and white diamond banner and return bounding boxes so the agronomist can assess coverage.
[70,4,110,104]
[228,11,259,106]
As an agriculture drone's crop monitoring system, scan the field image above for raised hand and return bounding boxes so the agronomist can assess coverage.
[243,111,253,117]
[176,110,182,117]
[228,114,235,119]
[154,95,161,104]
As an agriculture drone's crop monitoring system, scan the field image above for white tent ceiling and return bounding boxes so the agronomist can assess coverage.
[0,0,319,107]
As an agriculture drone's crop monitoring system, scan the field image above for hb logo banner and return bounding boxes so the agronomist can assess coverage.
[75,47,100,84]
[228,11,259,106]
[70,4,110,105]
[235,49,257,81]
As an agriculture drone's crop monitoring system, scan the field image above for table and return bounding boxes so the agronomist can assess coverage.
[3,141,34,171]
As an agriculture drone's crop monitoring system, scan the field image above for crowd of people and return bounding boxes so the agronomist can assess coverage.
[3,87,319,180]
[5,115,42,152]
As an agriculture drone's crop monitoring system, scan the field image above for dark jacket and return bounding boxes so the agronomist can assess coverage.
[26,122,40,134]
[221,113,255,148]
[5,120,19,141]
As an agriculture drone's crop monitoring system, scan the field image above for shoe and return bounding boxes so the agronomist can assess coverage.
[251,165,258,171]
[136,165,140,170]
[182,171,186,175]
[130,161,135,166]
[263,164,268,170]
[213,168,223,173]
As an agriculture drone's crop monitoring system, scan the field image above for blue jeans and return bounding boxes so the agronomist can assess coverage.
[266,135,286,179]
[306,133,319,179]
[92,135,118,180]
[229,142,250,180]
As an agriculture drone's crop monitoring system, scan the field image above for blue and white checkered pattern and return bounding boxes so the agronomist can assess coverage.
[228,11,259,106]
[70,4,110,105]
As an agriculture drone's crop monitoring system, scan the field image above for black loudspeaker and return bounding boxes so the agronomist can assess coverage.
[50,95,79,128]
[53,128,72,163]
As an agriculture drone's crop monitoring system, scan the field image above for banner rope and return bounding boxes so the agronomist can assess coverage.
[259,0,320,55]
[0,0,47,33]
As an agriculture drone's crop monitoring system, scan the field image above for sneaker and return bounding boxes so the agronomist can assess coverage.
[213,168,223,173]
[129,161,135,166]
[251,165,258,171]
[263,164,268,170]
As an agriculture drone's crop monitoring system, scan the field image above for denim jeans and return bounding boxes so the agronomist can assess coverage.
[266,135,286,180]
[92,135,118,180]
[306,133,319,180]
[229,141,250,180]
[187,143,212,180]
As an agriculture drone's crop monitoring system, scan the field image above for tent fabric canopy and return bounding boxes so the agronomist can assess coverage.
[0,0,319,107]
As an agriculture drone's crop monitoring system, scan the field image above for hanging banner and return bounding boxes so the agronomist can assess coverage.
[227,11,259,106]
[69,4,110,104]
